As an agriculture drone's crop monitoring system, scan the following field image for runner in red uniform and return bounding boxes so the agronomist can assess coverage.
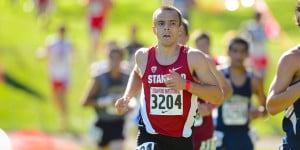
[87,0,112,60]
[115,6,222,150]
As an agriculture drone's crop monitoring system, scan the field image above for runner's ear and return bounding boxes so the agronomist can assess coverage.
[152,26,157,35]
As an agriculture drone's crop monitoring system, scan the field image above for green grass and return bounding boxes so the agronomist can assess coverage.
[0,0,299,146]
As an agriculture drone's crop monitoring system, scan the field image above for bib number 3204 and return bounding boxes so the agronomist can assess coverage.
[150,87,183,115]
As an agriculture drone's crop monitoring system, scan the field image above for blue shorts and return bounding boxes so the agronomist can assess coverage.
[280,136,300,150]
[217,130,253,150]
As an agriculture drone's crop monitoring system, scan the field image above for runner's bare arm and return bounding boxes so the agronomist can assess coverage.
[122,65,143,99]
[188,50,222,105]
[115,48,147,114]
[122,48,147,99]
[206,55,233,103]
[251,74,267,117]
[82,79,100,107]
[267,52,300,115]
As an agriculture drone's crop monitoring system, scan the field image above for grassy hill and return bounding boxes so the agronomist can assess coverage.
[0,0,299,140]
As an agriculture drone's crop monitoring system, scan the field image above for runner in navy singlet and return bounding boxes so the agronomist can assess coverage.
[266,2,300,149]
[216,37,266,150]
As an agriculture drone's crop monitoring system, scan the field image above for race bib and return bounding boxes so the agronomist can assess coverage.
[222,95,249,125]
[106,104,118,115]
[104,93,121,115]
[150,87,183,115]
[136,142,155,150]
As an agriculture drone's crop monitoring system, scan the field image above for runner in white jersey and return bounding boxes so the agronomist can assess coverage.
[48,31,72,85]
[115,6,222,150]
[40,25,73,131]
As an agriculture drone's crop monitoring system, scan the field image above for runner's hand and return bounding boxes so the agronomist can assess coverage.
[164,69,185,91]
[115,97,130,115]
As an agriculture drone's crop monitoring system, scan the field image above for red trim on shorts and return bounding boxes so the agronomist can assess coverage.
[52,80,67,93]
[90,15,105,30]
[249,56,268,70]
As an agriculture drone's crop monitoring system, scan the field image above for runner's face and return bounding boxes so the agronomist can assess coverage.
[228,43,248,68]
[196,38,210,54]
[177,25,189,45]
[109,51,122,70]
[153,10,181,46]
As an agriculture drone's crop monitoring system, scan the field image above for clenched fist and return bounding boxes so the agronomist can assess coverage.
[115,97,130,115]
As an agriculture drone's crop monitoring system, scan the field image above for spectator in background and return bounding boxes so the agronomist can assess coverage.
[266,1,300,149]
[86,0,112,61]
[37,25,73,131]
[240,11,268,79]
[215,37,266,150]
[124,25,144,69]
[82,47,131,150]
